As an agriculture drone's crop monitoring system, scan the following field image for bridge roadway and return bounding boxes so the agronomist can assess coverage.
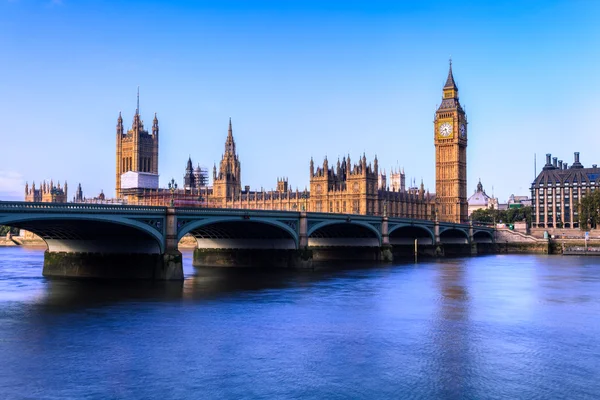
[0,202,495,280]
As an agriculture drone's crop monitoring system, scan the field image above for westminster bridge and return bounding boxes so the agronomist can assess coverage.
[0,202,495,280]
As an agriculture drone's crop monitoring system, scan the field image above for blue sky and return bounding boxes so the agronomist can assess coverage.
[1,0,599,201]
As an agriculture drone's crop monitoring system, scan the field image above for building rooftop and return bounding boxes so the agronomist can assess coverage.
[533,152,600,187]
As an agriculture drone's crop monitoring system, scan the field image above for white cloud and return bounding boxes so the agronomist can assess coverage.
[0,170,25,200]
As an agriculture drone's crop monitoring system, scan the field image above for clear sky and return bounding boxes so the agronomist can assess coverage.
[1,0,599,201]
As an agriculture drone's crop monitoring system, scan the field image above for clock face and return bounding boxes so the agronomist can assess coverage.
[438,122,453,137]
[459,123,466,138]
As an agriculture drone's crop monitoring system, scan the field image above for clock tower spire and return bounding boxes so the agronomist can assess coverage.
[434,60,468,223]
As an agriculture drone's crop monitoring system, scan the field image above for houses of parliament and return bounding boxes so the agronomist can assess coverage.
[38,62,467,223]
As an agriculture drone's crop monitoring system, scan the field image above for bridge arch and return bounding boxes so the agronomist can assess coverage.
[179,217,299,249]
[307,220,382,247]
[439,228,469,244]
[473,230,494,243]
[388,224,435,245]
[0,214,165,253]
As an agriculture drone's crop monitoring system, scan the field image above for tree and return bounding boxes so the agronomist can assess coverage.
[578,189,600,230]
[506,206,532,225]
[0,225,18,236]
[471,206,532,226]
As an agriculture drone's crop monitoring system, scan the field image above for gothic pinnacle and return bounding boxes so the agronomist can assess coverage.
[444,58,458,90]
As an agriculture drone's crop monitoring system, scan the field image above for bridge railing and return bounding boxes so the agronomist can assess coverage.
[0,201,165,214]
[175,207,301,218]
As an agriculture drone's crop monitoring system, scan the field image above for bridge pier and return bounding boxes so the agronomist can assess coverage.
[42,251,183,280]
[380,217,393,262]
[193,248,313,269]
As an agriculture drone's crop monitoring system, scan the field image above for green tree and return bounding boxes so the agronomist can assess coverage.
[471,205,532,226]
[578,189,600,230]
[506,206,532,225]
[0,225,14,236]
[471,207,504,225]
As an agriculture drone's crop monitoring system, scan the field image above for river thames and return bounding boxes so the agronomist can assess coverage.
[0,247,599,399]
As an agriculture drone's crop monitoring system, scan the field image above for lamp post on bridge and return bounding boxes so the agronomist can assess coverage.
[301,190,308,212]
[168,178,178,207]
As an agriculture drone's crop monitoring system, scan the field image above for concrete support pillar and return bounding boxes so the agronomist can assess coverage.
[299,211,308,248]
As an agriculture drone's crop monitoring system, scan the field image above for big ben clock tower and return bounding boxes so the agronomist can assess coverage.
[434,60,468,223]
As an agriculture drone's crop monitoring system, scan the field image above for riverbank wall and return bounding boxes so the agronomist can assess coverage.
[495,228,600,255]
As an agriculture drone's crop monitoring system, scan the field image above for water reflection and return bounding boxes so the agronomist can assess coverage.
[426,260,473,398]
[31,262,401,313]
[2,248,600,399]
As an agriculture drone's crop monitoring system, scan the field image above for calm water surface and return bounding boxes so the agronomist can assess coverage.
[0,247,599,399]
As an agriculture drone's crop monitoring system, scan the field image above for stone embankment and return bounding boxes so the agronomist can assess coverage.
[0,237,18,246]
[497,228,600,255]
[495,228,550,254]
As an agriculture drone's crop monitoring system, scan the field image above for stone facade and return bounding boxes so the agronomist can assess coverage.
[308,154,433,217]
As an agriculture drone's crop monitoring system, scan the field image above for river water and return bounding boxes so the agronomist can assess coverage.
[0,247,599,399]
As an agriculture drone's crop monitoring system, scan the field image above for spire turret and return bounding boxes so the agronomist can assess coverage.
[444,58,458,91]
[224,118,236,155]
[117,111,123,135]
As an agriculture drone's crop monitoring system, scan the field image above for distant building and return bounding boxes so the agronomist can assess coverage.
[507,194,531,208]
[25,180,68,203]
[74,183,84,202]
[183,157,208,191]
[377,168,406,192]
[467,180,492,215]
[531,152,600,228]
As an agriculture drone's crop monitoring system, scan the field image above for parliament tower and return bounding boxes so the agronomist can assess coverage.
[434,61,468,223]
[115,90,159,198]
[212,118,242,204]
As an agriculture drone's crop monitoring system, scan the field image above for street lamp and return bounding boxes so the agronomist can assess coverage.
[383,198,388,217]
[301,190,308,211]
[168,178,178,207]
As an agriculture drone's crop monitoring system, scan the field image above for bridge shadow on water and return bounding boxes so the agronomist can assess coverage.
[31,257,422,314]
